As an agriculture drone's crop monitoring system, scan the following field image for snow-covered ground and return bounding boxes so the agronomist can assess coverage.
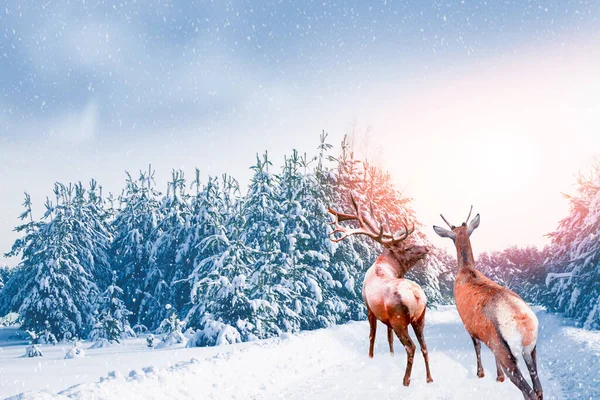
[1,306,598,399]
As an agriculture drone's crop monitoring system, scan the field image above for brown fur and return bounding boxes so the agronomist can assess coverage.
[438,221,543,400]
[362,246,433,386]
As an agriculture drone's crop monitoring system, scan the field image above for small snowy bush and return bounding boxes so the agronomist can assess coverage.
[26,326,56,347]
[38,321,57,345]
[25,344,43,358]
[156,305,187,348]
[65,341,86,359]
[146,334,155,348]
[187,318,241,348]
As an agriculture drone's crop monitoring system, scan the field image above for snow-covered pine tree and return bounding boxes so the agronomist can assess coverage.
[274,148,338,331]
[89,272,135,345]
[184,173,232,329]
[545,162,600,329]
[328,135,454,313]
[110,167,161,329]
[185,174,272,344]
[187,199,258,343]
[310,132,354,327]
[140,170,190,330]
[325,136,385,323]
[173,169,207,314]
[2,183,110,339]
[76,180,114,287]
[244,152,286,338]
[0,194,36,316]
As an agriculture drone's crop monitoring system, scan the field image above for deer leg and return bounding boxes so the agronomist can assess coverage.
[471,336,485,378]
[368,308,377,358]
[495,344,536,400]
[495,356,505,382]
[412,312,433,383]
[387,325,394,355]
[393,325,416,387]
[523,346,543,400]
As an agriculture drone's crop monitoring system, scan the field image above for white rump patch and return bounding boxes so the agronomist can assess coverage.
[493,297,538,357]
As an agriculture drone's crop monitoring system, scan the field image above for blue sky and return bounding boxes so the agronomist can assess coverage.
[1,0,600,264]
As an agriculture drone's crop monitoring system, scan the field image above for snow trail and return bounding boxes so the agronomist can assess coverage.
[2,306,588,399]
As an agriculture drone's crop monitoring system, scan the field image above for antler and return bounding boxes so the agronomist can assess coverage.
[465,205,473,224]
[440,214,454,229]
[440,205,473,228]
[328,194,414,246]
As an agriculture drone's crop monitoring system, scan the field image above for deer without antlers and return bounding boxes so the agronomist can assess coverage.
[433,208,542,400]
[329,195,433,387]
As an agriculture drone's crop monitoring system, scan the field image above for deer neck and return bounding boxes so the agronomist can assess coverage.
[374,249,412,279]
[455,231,476,270]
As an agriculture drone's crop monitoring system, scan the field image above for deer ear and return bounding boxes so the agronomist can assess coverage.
[433,225,456,240]
[468,214,480,236]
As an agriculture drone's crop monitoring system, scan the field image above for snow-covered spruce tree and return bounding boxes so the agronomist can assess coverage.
[327,135,454,314]
[243,151,292,338]
[319,137,370,324]
[274,148,339,331]
[184,173,236,329]
[173,169,210,314]
[545,162,600,329]
[187,198,259,344]
[140,170,190,330]
[77,179,114,287]
[307,132,346,328]
[110,167,161,329]
[2,184,111,339]
[89,272,135,345]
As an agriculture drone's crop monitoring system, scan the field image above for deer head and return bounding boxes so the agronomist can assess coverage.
[432,206,480,267]
[432,205,480,241]
[328,194,428,265]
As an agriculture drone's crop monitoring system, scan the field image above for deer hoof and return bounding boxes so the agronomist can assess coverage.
[477,371,485,378]
[496,375,505,383]
[403,378,410,387]
[427,377,433,383]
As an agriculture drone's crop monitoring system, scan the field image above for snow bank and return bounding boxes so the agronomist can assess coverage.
[4,307,573,399]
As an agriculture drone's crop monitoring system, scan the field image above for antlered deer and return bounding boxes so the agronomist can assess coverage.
[433,207,542,400]
[328,195,433,387]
